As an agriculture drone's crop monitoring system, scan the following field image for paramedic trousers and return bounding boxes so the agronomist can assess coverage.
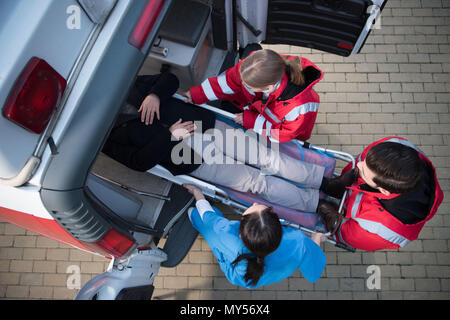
[183,120,325,212]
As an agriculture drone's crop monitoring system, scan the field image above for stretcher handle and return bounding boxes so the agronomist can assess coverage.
[334,241,356,253]
[280,218,355,252]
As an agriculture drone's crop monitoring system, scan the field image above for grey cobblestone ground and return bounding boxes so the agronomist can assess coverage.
[1,0,450,300]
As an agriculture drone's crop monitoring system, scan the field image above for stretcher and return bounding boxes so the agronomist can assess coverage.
[146,95,356,252]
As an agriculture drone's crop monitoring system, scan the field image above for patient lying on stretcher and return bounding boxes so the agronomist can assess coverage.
[102,73,347,219]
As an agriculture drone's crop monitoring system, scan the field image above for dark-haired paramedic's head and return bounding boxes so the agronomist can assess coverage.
[356,142,425,196]
[231,203,282,287]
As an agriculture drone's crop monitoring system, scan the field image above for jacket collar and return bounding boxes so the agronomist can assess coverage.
[347,179,401,200]
[260,73,289,108]
[272,73,289,98]
[277,57,323,101]
[299,56,323,91]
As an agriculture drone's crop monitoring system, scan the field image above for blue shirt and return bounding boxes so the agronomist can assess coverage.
[189,200,326,289]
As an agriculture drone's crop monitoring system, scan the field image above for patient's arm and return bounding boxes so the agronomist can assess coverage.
[126,72,180,110]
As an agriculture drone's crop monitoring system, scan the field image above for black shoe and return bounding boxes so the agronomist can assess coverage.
[317,200,343,235]
[321,168,359,199]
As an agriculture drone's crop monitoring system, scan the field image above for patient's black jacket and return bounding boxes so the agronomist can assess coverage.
[102,73,216,175]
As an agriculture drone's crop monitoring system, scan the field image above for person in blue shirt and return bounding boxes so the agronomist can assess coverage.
[183,184,328,289]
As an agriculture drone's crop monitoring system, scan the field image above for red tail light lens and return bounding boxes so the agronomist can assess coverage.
[84,228,136,259]
[128,0,165,50]
[338,42,354,50]
[2,57,67,134]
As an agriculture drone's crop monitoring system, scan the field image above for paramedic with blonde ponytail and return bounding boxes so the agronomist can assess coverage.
[183,49,323,142]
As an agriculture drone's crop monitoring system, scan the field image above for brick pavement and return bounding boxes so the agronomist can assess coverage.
[1,0,450,300]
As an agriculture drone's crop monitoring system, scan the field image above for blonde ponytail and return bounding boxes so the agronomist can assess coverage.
[283,56,305,86]
[240,49,306,88]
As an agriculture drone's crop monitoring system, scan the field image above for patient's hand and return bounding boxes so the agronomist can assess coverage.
[170,119,196,141]
[139,93,160,125]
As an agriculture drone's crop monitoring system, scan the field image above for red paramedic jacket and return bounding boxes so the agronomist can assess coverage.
[335,137,444,251]
[189,55,323,143]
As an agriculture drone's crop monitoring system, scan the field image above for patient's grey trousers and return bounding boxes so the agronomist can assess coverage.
[179,120,324,212]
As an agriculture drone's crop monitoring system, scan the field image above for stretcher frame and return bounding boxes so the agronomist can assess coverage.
[147,95,357,252]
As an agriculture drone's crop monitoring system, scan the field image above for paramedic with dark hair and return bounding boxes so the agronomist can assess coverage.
[317,137,444,251]
[183,49,323,143]
[183,184,327,289]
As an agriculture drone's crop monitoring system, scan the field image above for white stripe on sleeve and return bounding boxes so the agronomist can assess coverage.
[353,218,411,247]
[217,73,235,95]
[264,108,282,123]
[253,114,266,135]
[283,102,319,121]
[201,79,218,101]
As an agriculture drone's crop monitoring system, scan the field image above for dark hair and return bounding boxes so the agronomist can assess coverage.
[239,49,305,89]
[231,207,282,287]
[365,142,425,194]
